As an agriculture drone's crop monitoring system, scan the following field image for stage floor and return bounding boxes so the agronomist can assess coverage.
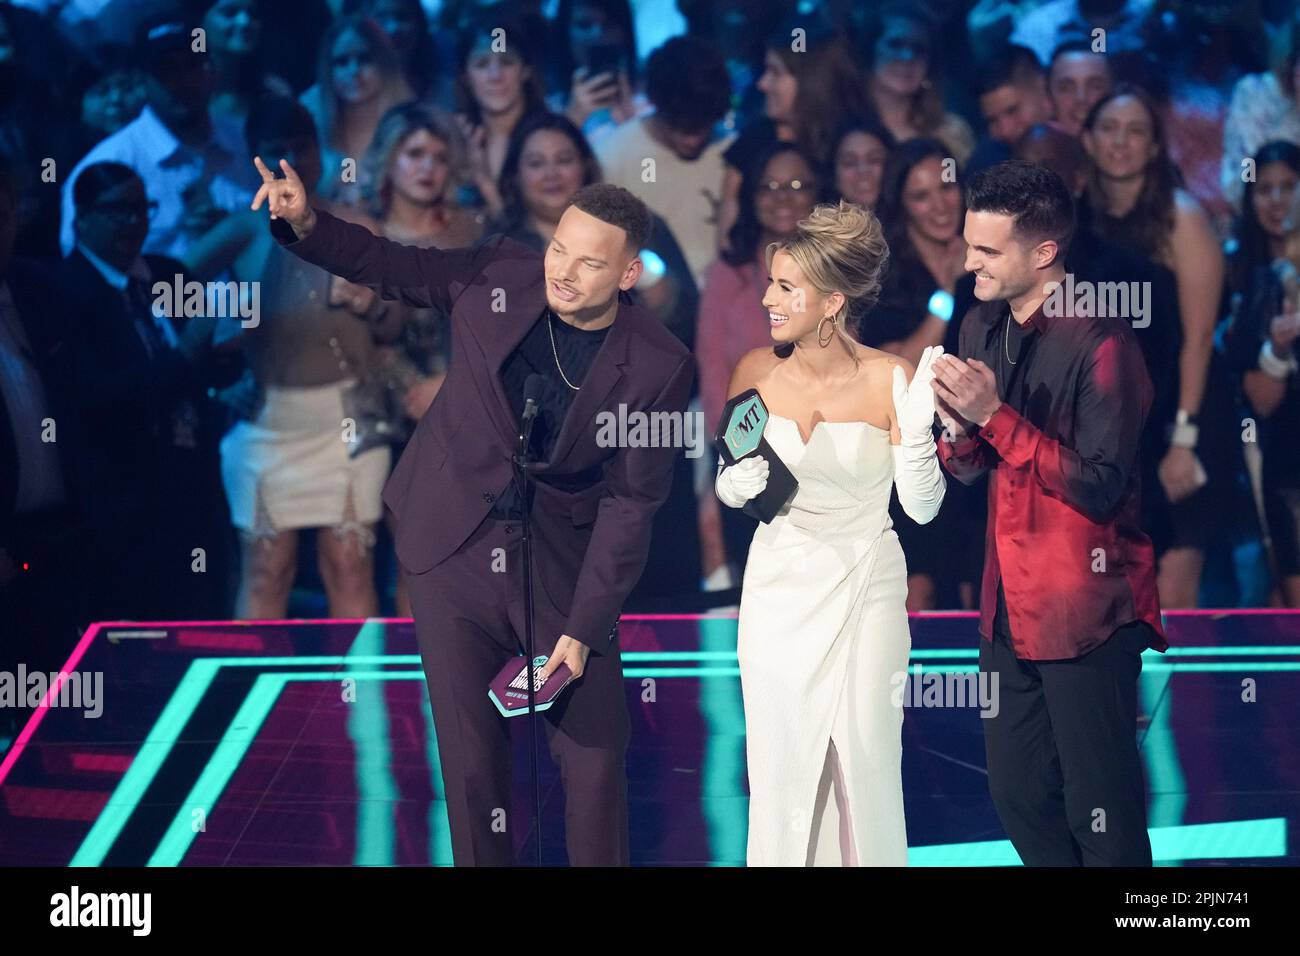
[1,611,1296,866]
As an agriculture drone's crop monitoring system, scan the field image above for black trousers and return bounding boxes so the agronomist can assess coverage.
[402,515,631,866]
[979,621,1154,866]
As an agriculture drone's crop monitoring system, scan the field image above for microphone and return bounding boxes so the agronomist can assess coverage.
[518,373,544,456]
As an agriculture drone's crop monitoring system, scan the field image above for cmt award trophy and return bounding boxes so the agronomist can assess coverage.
[715,388,798,523]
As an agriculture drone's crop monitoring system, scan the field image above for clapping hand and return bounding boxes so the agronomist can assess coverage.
[930,354,1002,428]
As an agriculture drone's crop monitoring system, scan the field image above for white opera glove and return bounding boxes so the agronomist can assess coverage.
[715,454,769,508]
[893,346,944,436]
[891,346,947,524]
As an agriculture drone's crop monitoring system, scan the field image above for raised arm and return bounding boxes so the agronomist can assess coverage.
[889,347,946,524]
[250,156,498,314]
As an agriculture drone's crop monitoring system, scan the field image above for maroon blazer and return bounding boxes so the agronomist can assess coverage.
[272,211,694,652]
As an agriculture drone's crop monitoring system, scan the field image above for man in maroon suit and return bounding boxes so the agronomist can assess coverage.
[251,157,694,865]
[930,161,1166,866]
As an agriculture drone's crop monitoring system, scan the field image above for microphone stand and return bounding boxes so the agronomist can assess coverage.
[512,397,543,866]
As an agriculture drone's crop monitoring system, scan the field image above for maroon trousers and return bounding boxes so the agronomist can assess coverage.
[403,514,631,866]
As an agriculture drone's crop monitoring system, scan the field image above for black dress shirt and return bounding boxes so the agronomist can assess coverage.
[992,307,1037,640]
[490,307,610,518]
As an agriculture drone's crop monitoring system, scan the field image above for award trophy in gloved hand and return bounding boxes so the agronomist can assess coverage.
[714,388,798,523]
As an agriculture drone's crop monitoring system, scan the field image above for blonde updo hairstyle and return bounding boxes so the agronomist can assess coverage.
[765,199,890,360]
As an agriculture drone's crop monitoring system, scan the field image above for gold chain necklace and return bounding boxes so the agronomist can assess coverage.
[547,310,581,391]
[1004,311,1018,366]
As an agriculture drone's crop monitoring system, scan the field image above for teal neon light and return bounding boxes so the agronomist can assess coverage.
[69,639,1300,867]
[908,817,1286,866]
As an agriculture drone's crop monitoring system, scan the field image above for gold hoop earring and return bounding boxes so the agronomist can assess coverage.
[817,315,836,348]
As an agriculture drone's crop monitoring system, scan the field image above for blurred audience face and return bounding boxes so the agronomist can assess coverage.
[964,209,1037,303]
[465,42,528,116]
[1252,160,1300,240]
[82,71,147,137]
[835,130,889,209]
[205,0,261,58]
[872,15,930,98]
[389,128,452,207]
[74,175,151,271]
[367,0,421,56]
[762,248,837,346]
[902,155,961,245]
[1016,123,1088,197]
[979,78,1051,146]
[754,150,818,237]
[655,116,714,161]
[1049,51,1112,136]
[331,27,383,105]
[757,50,796,124]
[149,49,216,130]
[255,133,322,200]
[570,2,627,64]
[1082,93,1158,181]
[518,128,585,224]
[544,206,639,320]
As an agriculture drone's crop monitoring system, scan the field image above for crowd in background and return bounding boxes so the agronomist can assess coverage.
[3,0,1300,686]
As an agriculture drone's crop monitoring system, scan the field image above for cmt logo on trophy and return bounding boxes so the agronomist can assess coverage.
[715,388,798,523]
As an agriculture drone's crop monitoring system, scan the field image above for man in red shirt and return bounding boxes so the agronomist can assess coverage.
[930,161,1166,866]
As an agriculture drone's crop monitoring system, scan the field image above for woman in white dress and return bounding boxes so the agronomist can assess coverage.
[715,200,946,866]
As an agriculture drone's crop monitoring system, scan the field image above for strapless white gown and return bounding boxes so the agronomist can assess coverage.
[739,413,911,866]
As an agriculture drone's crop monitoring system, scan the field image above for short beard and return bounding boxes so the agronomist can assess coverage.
[549,288,618,326]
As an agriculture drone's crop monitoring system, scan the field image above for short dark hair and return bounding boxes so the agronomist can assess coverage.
[72,161,142,214]
[566,183,653,252]
[245,94,318,154]
[977,43,1045,97]
[1014,123,1087,194]
[1048,39,1111,75]
[644,35,731,131]
[965,159,1075,263]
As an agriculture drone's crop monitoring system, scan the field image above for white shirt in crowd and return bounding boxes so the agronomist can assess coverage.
[596,113,734,287]
[59,105,257,261]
